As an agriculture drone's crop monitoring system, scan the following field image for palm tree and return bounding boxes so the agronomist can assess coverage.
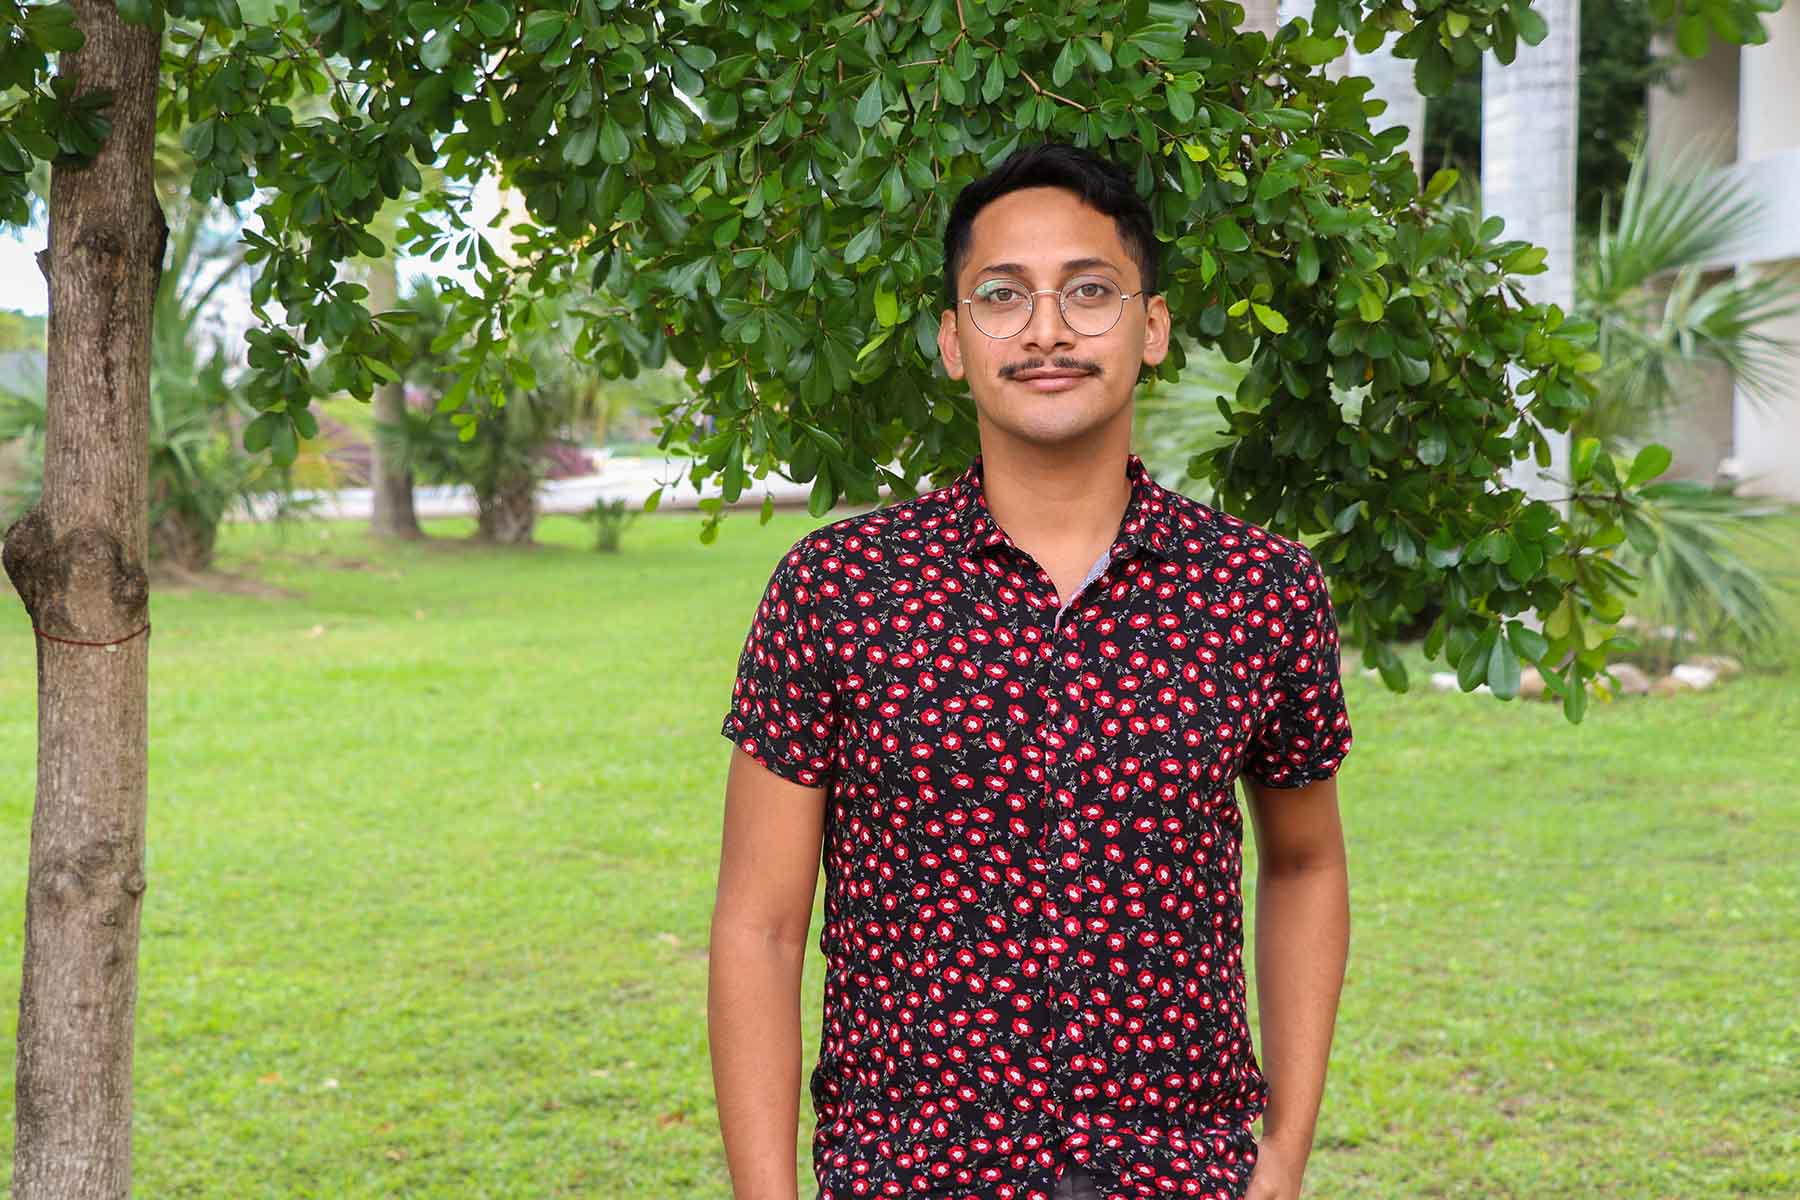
[1575,139,1800,667]
[377,278,604,544]
[1,186,282,571]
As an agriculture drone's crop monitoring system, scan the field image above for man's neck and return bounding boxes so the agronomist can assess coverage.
[975,432,1134,566]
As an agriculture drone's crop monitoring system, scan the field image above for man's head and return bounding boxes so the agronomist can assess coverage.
[937,142,1171,452]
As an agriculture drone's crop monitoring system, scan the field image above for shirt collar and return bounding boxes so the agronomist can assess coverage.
[943,451,1175,562]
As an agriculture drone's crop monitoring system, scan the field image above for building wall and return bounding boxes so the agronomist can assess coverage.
[1646,9,1800,500]
[1729,4,1800,499]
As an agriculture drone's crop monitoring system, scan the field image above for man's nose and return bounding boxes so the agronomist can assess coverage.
[1019,290,1075,352]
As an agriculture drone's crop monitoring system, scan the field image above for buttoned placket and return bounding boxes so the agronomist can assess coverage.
[1000,539,1123,1175]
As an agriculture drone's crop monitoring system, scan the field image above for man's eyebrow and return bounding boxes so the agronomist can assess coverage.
[972,257,1123,278]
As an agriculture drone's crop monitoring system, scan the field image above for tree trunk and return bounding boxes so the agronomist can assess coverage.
[0,0,161,1195]
[365,252,421,539]
[1482,0,1578,503]
[149,508,216,572]
[475,468,536,544]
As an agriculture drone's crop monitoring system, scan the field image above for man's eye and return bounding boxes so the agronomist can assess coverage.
[1072,283,1108,299]
[984,287,1020,303]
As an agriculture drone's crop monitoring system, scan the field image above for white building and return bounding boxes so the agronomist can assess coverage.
[1648,3,1800,499]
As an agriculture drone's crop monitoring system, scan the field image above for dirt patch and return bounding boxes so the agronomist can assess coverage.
[148,562,302,600]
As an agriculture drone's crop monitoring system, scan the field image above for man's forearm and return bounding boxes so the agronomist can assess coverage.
[709,920,808,1200]
[1252,857,1350,1163]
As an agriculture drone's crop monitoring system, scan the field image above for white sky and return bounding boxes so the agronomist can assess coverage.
[0,177,502,340]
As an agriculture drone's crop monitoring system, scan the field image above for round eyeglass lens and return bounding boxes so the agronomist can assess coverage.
[965,277,1126,338]
[1061,277,1125,336]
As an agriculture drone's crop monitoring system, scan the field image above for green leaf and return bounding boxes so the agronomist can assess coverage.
[1514,3,1550,46]
[468,1,509,39]
[1457,626,1495,692]
[1424,167,1459,202]
[522,9,560,52]
[1296,238,1320,286]
[420,28,453,71]
[874,285,899,327]
[1333,500,1365,533]
[1562,664,1589,722]
[1570,436,1600,483]
[854,76,886,127]
[563,121,598,167]
[1425,526,1461,568]
[1251,303,1288,334]
[597,118,630,165]
[243,411,281,453]
[1626,443,1672,487]
[1487,634,1521,700]
[789,238,815,291]
[269,415,298,466]
[1165,85,1194,124]
[1415,42,1455,96]
[845,222,881,264]
[1676,12,1709,55]
[982,56,1004,103]
[643,485,663,512]
[1507,621,1550,664]
[1356,285,1383,322]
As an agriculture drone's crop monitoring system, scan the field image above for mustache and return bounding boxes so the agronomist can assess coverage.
[997,356,1103,379]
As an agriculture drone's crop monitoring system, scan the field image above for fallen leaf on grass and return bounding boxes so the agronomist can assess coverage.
[257,1071,281,1085]
[304,624,326,638]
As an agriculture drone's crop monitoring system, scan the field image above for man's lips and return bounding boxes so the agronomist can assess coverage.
[1007,368,1094,392]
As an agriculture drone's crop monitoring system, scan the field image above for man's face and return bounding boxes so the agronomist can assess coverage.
[938,186,1171,450]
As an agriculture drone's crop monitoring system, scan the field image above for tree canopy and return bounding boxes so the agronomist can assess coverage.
[2,0,1785,719]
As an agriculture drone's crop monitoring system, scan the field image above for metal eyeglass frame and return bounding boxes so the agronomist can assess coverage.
[958,282,1147,339]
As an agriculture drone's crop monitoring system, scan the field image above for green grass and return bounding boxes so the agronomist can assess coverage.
[0,509,1795,1198]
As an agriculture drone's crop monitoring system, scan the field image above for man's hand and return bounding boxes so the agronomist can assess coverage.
[1244,1136,1306,1200]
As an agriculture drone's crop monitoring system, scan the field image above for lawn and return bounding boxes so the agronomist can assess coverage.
[0,506,1795,1198]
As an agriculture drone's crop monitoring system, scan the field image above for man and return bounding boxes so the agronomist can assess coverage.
[709,141,1353,1200]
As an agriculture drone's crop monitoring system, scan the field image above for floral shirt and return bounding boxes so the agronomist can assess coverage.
[721,452,1353,1200]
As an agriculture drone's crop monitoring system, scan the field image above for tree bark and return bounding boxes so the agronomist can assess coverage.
[365,251,421,539]
[0,0,162,1195]
[474,467,537,544]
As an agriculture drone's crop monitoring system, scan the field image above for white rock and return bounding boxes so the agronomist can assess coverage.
[1686,654,1743,678]
[1669,663,1720,691]
[1519,667,1547,699]
[1604,662,1652,696]
[1430,672,1460,692]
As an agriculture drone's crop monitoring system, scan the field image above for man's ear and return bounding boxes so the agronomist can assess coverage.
[1140,293,1172,368]
[938,308,966,381]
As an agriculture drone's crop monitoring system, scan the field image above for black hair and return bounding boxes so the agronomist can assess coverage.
[941,141,1159,312]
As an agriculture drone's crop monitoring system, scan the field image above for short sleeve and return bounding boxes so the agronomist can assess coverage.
[1244,544,1353,789]
[718,538,841,789]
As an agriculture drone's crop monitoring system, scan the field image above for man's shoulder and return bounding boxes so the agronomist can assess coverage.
[1153,480,1324,583]
[784,476,969,558]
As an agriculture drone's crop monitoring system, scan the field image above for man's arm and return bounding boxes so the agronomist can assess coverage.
[1241,775,1350,1200]
[708,746,828,1200]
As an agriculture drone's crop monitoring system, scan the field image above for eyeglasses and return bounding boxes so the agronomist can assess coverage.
[959,275,1145,340]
